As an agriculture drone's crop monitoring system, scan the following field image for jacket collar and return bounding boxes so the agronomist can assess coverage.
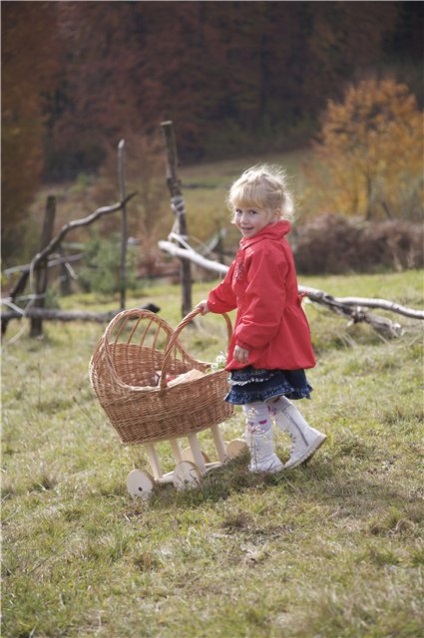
[239,220,291,249]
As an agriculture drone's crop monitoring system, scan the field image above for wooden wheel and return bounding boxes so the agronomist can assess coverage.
[127,469,154,499]
[226,438,249,459]
[172,461,202,491]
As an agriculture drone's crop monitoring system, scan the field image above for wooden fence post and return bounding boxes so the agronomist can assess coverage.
[118,139,128,310]
[30,195,56,338]
[160,121,192,318]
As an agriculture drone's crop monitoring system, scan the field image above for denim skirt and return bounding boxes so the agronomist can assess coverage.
[225,366,312,405]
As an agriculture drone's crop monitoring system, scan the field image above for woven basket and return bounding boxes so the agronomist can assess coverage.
[89,307,233,444]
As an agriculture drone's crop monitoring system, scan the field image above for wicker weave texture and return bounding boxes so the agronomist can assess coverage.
[89,308,233,444]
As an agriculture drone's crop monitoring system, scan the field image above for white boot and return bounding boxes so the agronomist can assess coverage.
[247,428,285,473]
[244,403,284,474]
[268,396,326,469]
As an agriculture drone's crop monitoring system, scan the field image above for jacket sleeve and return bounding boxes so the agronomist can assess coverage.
[234,247,288,350]
[207,262,237,313]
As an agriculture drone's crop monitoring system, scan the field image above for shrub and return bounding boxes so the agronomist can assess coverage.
[292,214,424,275]
[78,232,141,295]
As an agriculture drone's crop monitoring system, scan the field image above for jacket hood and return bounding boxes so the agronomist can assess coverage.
[239,220,291,249]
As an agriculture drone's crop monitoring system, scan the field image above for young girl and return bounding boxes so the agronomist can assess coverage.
[196,165,326,473]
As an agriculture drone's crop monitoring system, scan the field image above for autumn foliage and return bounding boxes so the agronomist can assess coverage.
[1,1,423,265]
[301,78,423,221]
[1,1,60,259]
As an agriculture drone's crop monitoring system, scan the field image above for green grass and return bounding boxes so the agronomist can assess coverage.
[2,271,423,637]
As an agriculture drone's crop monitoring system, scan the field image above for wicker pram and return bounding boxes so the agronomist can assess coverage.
[89,307,233,444]
[89,308,246,496]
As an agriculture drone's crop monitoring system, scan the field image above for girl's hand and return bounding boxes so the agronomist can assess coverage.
[234,345,249,364]
[196,300,209,315]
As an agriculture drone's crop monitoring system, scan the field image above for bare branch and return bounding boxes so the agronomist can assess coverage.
[30,192,137,272]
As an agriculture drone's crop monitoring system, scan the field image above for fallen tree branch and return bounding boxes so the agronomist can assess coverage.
[0,303,161,325]
[300,289,404,338]
[3,252,85,276]
[1,308,120,323]
[158,238,423,337]
[300,287,424,320]
[159,240,229,276]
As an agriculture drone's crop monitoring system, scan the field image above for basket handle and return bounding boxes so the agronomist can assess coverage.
[159,307,232,390]
[99,308,173,390]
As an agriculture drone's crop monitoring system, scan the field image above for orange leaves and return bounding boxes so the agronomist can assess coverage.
[305,79,423,221]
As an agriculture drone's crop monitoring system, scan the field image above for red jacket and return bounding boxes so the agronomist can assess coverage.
[207,220,316,371]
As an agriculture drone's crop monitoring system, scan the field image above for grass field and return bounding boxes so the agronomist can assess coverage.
[2,271,423,638]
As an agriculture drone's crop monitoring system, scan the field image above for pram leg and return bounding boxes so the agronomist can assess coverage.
[211,424,228,463]
[170,438,183,464]
[145,443,163,480]
[187,433,207,474]
[128,425,248,499]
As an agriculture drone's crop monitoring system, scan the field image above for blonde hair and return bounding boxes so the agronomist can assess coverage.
[227,164,294,221]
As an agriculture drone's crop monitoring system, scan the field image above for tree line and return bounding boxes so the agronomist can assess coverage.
[2,1,423,263]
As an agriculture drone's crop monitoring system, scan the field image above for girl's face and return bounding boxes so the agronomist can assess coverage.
[233,206,276,238]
